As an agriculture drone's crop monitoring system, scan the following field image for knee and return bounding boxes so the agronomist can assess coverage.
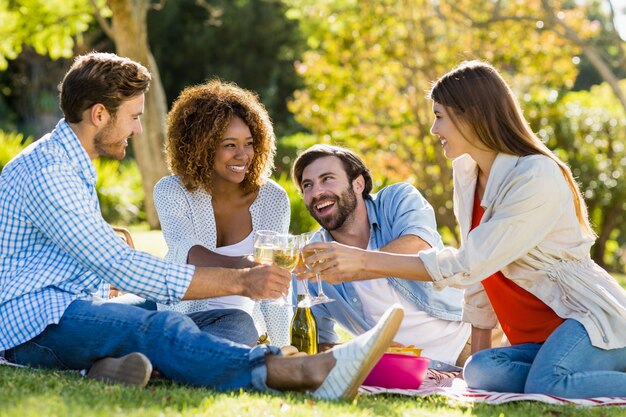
[228,310,256,331]
[212,309,259,346]
[228,310,258,345]
[463,350,492,389]
[148,310,195,334]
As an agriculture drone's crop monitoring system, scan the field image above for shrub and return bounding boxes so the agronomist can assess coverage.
[94,158,146,226]
[1,130,146,225]
[0,131,32,172]
[274,172,318,235]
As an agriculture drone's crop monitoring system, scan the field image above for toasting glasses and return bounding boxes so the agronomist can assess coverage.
[253,230,298,306]
[300,231,335,306]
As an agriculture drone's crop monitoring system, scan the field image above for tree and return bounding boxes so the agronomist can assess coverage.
[525,82,626,269]
[1,0,167,227]
[147,0,305,135]
[287,0,625,267]
[90,0,171,228]
[286,0,580,244]
[0,0,93,70]
[437,0,626,266]
[441,0,626,124]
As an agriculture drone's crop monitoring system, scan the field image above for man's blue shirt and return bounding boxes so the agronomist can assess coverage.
[0,119,194,351]
[306,182,464,344]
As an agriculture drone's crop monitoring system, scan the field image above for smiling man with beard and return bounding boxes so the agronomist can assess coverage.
[292,144,471,369]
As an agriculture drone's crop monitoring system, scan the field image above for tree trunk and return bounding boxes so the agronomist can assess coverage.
[107,0,169,229]
[592,203,622,268]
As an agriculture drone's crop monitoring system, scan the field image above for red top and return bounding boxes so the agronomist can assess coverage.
[471,191,564,345]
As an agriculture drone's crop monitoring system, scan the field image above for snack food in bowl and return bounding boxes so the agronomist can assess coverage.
[387,345,423,356]
[362,350,430,389]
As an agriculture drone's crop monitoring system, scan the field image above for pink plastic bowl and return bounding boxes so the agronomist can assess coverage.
[363,353,430,389]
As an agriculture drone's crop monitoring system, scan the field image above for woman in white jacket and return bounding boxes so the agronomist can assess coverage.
[304,61,626,398]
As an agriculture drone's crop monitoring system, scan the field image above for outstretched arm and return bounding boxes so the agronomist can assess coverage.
[303,241,433,284]
[184,263,291,300]
[308,235,432,283]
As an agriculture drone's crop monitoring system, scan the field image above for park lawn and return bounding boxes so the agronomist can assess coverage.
[2,229,624,417]
[1,365,624,417]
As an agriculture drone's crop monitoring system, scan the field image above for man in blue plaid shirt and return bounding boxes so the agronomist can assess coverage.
[0,52,402,399]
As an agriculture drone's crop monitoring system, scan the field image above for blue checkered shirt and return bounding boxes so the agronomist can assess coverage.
[0,119,195,351]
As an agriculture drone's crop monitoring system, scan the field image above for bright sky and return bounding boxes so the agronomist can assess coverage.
[611,0,626,39]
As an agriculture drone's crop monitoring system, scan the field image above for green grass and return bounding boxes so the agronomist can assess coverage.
[1,365,623,417]
[3,229,624,416]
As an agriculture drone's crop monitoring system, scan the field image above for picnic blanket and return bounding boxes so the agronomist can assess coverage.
[360,369,626,407]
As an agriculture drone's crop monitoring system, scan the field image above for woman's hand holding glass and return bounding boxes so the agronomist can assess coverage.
[253,230,297,306]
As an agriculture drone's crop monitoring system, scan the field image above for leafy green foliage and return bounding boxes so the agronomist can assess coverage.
[94,158,146,226]
[147,0,306,134]
[274,132,330,234]
[0,0,98,70]
[275,172,318,235]
[285,0,585,243]
[0,130,32,171]
[1,134,145,225]
[284,0,625,269]
[526,80,626,271]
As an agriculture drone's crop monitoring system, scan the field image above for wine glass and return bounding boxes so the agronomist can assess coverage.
[253,230,277,265]
[300,231,335,305]
[271,233,299,306]
[294,232,315,308]
[253,230,298,306]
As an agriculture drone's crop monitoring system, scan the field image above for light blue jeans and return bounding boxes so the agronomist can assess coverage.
[5,300,281,390]
[187,309,258,347]
[463,319,626,398]
[108,294,258,346]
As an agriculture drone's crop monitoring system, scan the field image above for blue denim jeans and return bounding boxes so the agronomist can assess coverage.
[188,309,258,347]
[108,296,257,346]
[5,300,281,390]
[463,319,626,398]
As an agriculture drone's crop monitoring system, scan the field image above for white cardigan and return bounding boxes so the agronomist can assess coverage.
[419,153,626,349]
[153,175,292,346]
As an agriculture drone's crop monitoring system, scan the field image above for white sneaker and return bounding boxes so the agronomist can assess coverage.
[312,304,404,400]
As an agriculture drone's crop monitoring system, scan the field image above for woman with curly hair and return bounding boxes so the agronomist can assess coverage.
[154,79,292,347]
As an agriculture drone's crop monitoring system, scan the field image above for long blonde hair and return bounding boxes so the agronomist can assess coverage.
[429,60,595,237]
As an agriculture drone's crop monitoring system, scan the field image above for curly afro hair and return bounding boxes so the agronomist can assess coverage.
[165,79,276,194]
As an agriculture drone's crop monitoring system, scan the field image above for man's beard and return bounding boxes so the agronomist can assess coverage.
[308,185,358,231]
[93,119,125,160]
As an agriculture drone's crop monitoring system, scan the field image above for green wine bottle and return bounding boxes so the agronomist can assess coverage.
[290,295,318,354]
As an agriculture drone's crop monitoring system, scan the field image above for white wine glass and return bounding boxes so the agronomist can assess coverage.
[253,230,281,306]
[271,233,299,307]
[300,231,335,306]
[295,232,315,308]
[253,230,277,265]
